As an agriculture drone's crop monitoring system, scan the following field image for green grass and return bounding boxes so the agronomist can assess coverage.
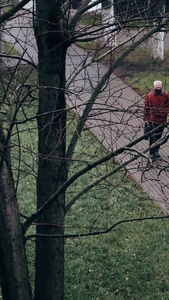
[1,44,169,299]
[64,112,169,299]
[3,41,21,56]
[65,218,169,299]
[64,131,169,299]
[117,47,169,95]
[79,12,102,26]
[64,46,169,298]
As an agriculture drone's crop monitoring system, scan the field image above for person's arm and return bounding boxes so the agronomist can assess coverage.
[165,93,169,111]
[143,94,150,122]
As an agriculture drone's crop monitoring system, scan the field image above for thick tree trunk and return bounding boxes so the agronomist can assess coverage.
[0,128,32,300]
[102,0,116,47]
[152,30,165,60]
[151,3,165,61]
[34,1,68,299]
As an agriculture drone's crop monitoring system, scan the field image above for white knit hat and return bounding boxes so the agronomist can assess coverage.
[154,80,162,87]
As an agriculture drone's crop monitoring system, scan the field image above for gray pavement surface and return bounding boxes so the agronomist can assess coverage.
[67,44,169,216]
[3,12,169,215]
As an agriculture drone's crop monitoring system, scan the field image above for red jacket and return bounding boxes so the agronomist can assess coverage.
[143,91,169,124]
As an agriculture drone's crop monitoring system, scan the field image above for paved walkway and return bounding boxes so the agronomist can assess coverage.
[4,12,169,215]
[66,44,169,216]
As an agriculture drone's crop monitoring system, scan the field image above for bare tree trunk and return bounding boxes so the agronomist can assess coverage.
[0,127,32,300]
[151,3,165,60]
[102,0,116,47]
[0,0,3,69]
[152,30,165,60]
[34,1,68,299]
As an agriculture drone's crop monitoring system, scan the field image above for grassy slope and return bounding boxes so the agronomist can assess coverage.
[114,47,169,95]
[64,47,169,299]
[1,45,169,299]
[64,121,169,300]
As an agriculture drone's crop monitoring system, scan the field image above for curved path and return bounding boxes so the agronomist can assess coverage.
[3,11,169,215]
[66,45,169,215]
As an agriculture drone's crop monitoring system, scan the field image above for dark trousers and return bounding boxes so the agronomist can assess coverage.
[149,122,164,154]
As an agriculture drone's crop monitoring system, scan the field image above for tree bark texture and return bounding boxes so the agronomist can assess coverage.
[152,31,165,61]
[34,1,69,299]
[0,128,32,300]
[102,0,116,47]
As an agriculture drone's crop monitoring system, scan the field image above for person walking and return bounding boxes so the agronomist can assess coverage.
[143,80,169,160]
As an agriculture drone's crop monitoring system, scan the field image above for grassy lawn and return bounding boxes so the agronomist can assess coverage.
[115,46,169,95]
[79,12,102,26]
[3,41,21,56]
[64,112,169,299]
[1,43,169,299]
[64,46,169,299]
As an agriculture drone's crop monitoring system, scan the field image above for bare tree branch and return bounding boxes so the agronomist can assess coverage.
[25,214,169,240]
[0,0,32,24]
